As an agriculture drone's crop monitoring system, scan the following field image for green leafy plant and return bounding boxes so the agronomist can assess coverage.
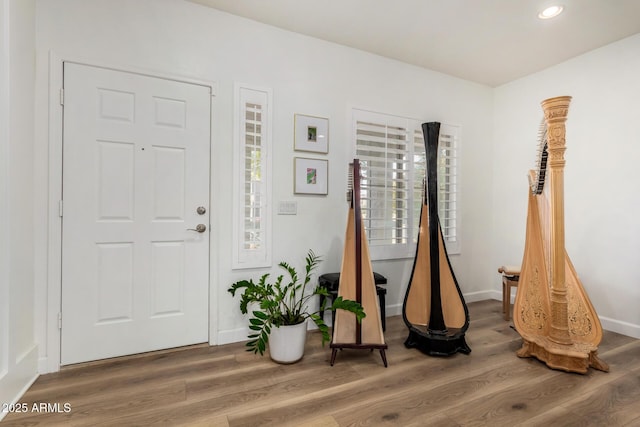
[228,249,366,355]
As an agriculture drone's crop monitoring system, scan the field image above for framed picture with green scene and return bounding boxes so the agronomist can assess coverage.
[294,157,328,195]
[294,114,329,153]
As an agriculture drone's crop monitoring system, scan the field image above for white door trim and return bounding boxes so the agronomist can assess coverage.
[42,52,218,373]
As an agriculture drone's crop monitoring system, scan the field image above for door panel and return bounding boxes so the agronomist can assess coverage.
[61,63,211,365]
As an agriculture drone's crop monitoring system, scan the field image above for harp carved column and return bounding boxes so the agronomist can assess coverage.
[542,96,572,346]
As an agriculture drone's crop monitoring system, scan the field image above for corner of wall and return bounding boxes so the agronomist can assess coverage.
[0,0,39,417]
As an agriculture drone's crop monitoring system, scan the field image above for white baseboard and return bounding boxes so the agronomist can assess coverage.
[481,291,640,339]
[0,345,39,422]
[464,290,499,303]
[38,356,55,374]
[600,316,640,339]
[216,319,328,346]
[216,293,640,345]
[216,328,249,346]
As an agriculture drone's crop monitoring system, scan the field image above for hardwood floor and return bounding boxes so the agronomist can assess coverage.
[3,300,640,426]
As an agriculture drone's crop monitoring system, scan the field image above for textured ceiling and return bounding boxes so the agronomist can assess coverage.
[188,0,640,87]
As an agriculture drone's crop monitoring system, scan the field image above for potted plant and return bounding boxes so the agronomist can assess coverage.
[228,249,366,363]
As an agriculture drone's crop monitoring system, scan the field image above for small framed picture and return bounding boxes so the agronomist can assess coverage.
[294,157,328,195]
[294,114,329,153]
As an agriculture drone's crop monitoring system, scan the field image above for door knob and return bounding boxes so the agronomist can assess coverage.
[187,224,207,233]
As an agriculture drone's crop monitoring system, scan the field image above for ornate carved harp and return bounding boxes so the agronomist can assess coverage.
[402,122,471,356]
[330,159,388,367]
[513,96,609,374]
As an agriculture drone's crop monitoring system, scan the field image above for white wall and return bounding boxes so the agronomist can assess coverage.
[33,0,494,364]
[0,0,38,419]
[0,1,632,404]
[492,33,640,338]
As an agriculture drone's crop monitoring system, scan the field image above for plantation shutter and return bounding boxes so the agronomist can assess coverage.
[352,109,461,259]
[412,127,427,243]
[243,102,264,249]
[354,110,415,259]
[233,85,272,269]
[437,124,459,251]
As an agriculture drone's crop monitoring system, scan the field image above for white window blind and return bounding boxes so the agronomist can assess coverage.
[412,127,427,244]
[437,124,459,252]
[233,84,272,269]
[353,109,460,259]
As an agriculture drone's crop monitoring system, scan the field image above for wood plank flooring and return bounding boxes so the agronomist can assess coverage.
[3,300,639,426]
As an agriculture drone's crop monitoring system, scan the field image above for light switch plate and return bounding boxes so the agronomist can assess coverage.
[278,201,297,215]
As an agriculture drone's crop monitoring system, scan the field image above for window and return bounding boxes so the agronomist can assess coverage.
[233,84,272,269]
[436,124,459,252]
[353,109,460,259]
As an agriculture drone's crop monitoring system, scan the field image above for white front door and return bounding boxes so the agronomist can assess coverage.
[61,62,211,365]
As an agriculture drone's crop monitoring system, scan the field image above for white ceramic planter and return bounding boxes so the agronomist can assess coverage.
[268,320,308,364]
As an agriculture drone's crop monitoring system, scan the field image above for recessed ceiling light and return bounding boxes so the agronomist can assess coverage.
[538,5,564,19]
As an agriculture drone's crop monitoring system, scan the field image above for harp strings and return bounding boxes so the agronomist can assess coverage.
[347,161,354,203]
[531,118,549,195]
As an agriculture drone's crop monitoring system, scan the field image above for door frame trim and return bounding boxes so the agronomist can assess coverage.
[42,52,217,372]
